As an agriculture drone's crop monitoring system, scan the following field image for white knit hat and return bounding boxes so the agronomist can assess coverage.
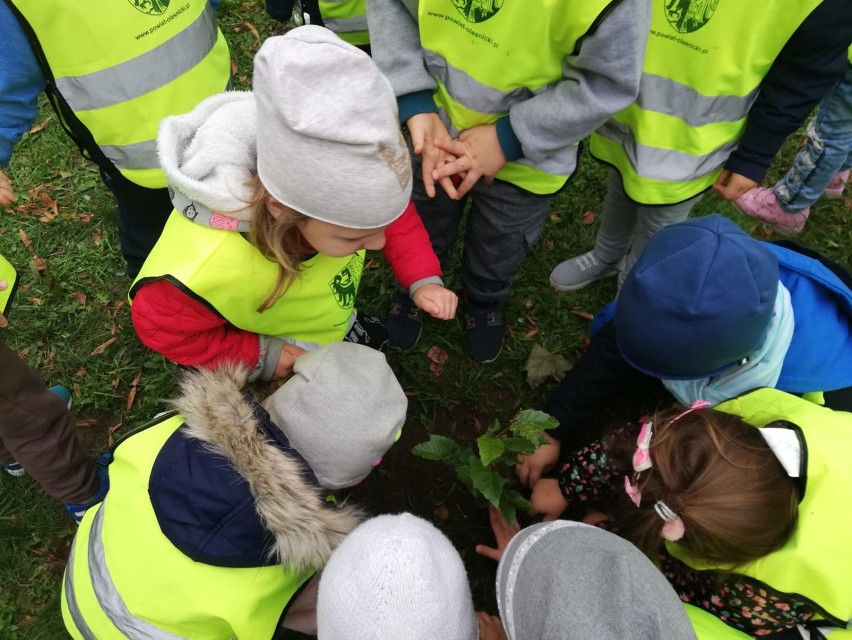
[262,342,408,490]
[317,514,479,640]
[253,26,412,229]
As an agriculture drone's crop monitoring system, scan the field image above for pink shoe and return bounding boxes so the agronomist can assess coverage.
[733,187,809,236]
[824,170,850,199]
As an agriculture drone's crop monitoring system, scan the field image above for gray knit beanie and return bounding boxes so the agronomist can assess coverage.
[262,342,407,489]
[254,26,412,229]
[316,514,479,640]
[497,521,697,640]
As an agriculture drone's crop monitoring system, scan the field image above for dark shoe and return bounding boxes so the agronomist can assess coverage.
[386,291,424,351]
[345,312,388,351]
[463,300,503,363]
[64,458,110,525]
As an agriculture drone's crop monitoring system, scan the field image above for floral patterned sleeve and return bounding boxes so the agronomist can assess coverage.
[659,553,817,636]
[556,431,624,521]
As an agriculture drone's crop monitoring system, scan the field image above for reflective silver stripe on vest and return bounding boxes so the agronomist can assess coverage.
[55,4,218,112]
[68,504,192,639]
[637,73,759,126]
[323,15,368,33]
[423,49,535,115]
[596,119,739,182]
[64,524,99,640]
[100,138,159,171]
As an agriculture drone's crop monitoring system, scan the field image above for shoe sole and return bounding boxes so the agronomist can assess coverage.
[549,269,619,292]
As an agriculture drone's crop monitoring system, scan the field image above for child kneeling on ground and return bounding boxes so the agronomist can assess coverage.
[61,342,407,639]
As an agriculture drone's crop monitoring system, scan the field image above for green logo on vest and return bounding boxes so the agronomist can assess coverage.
[329,254,364,309]
[665,0,718,33]
[128,0,171,16]
[451,0,504,23]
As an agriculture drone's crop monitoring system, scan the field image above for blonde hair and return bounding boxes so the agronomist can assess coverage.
[246,176,311,312]
[608,407,799,566]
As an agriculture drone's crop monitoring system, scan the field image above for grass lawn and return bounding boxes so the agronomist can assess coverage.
[0,2,849,637]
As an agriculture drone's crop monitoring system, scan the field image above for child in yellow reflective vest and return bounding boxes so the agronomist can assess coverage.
[130,27,457,382]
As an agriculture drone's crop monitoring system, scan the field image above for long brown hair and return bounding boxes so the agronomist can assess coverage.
[608,406,799,566]
[246,176,311,312]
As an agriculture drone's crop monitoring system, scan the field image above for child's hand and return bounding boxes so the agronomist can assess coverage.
[431,124,507,200]
[476,612,507,640]
[411,284,458,320]
[713,169,758,200]
[516,432,561,488]
[529,478,568,521]
[475,504,520,563]
[0,169,17,209]
[406,113,458,199]
[274,343,308,379]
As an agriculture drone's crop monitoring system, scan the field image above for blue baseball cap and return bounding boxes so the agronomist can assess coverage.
[615,214,779,379]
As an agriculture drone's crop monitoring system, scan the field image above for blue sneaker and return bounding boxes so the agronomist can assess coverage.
[2,462,25,477]
[48,384,72,408]
[63,461,109,524]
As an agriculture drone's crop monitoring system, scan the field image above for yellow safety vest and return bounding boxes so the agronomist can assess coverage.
[670,388,852,638]
[7,0,231,188]
[319,0,369,46]
[131,211,362,345]
[418,0,615,194]
[61,414,310,640]
[590,0,823,204]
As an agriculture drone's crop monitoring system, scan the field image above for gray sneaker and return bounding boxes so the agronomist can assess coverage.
[549,251,622,292]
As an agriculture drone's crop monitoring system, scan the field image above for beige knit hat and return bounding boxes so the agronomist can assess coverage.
[253,26,412,229]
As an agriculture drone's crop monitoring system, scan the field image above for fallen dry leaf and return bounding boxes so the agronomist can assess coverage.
[26,117,52,135]
[90,337,117,356]
[71,291,87,305]
[429,362,444,377]
[75,419,98,428]
[426,345,449,365]
[242,20,260,42]
[524,343,572,389]
[524,327,539,338]
[107,423,123,448]
[18,228,34,253]
[570,308,594,321]
[549,213,561,222]
[434,506,450,520]
[581,210,597,225]
[126,370,142,411]
[363,258,381,270]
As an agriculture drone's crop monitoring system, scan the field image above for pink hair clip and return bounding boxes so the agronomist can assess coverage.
[624,475,642,507]
[632,420,653,472]
[654,500,685,541]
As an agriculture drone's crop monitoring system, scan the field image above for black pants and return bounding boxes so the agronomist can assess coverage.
[100,170,174,278]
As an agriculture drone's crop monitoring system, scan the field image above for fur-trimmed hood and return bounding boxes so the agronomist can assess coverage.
[148,365,361,573]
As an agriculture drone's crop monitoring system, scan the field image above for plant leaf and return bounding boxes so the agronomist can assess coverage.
[469,460,506,507]
[412,435,463,462]
[524,343,572,388]
[502,437,538,456]
[510,409,559,443]
[477,433,505,467]
[455,464,476,494]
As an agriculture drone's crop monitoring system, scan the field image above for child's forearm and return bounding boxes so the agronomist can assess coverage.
[383,199,442,291]
[131,280,260,372]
